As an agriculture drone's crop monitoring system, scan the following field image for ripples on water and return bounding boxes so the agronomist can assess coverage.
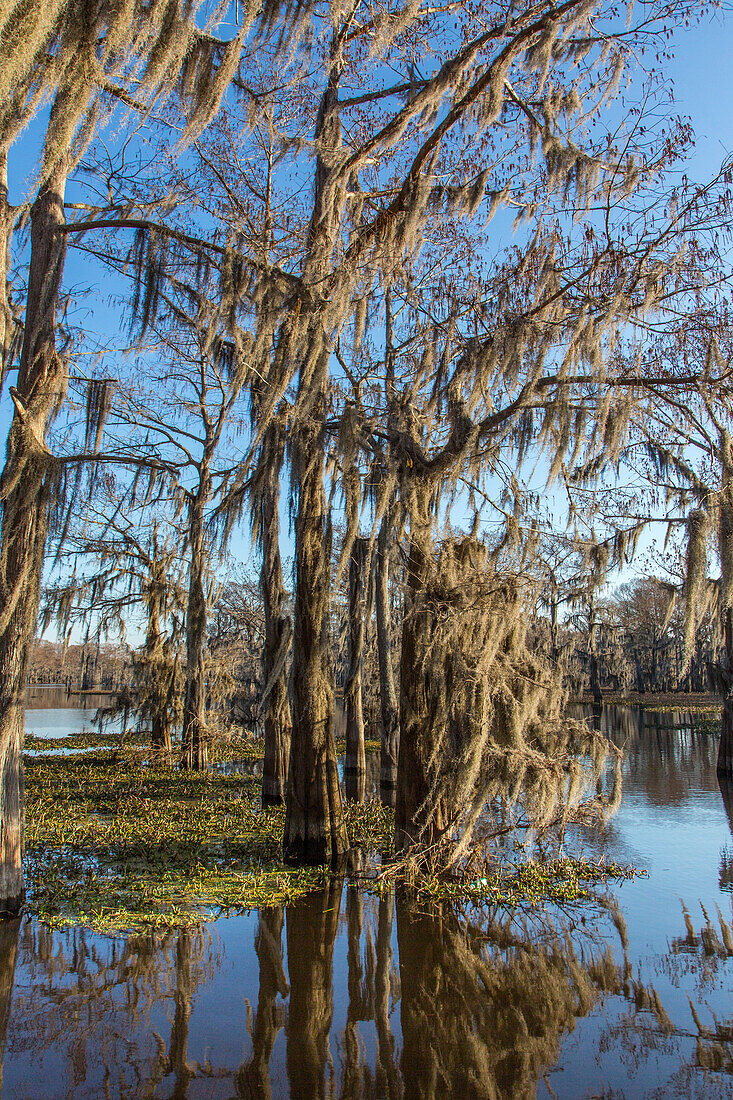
[4,704,733,1098]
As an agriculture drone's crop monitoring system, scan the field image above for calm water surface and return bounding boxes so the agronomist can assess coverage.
[3,705,733,1098]
[25,688,122,741]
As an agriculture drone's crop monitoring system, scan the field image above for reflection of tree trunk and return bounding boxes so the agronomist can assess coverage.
[718,608,733,777]
[260,419,291,806]
[397,899,443,1100]
[345,539,367,802]
[374,896,399,1098]
[167,929,193,1099]
[286,881,342,1099]
[395,487,446,851]
[239,906,288,1098]
[0,918,19,1094]
[0,147,68,910]
[342,887,365,1095]
[376,511,399,808]
[181,483,209,771]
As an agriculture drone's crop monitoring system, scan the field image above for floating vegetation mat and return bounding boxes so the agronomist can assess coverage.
[374,856,647,909]
[24,752,332,934]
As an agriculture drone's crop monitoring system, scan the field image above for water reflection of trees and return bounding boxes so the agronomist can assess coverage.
[587,903,733,1099]
[4,920,218,1097]
[5,883,733,1098]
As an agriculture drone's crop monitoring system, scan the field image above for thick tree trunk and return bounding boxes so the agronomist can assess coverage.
[376,511,399,808]
[146,585,172,760]
[240,906,288,1096]
[0,162,67,912]
[284,357,347,864]
[0,917,19,1093]
[395,491,446,852]
[283,50,348,866]
[345,538,367,802]
[260,421,291,807]
[181,490,209,770]
[286,881,342,1099]
[717,608,733,776]
[377,285,400,807]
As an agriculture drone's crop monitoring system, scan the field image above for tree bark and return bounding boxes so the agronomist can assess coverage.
[395,487,446,852]
[377,283,400,807]
[284,352,347,864]
[147,571,172,760]
[0,917,19,1094]
[283,46,348,868]
[181,485,209,770]
[376,511,399,808]
[0,155,68,912]
[345,538,367,802]
[259,420,291,806]
[718,607,733,776]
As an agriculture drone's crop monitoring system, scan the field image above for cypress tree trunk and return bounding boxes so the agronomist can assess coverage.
[0,160,68,912]
[395,487,446,852]
[376,512,399,808]
[147,577,172,760]
[260,421,291,806]
[345,538,367,802]
[284,352,347,864]
[0,151,13,374]
[181,486,209,770]
[0,917,19,1093]
[717,607,733,776]
[283,49,347,868]
[718,449,733,777]
[377,284,400,807]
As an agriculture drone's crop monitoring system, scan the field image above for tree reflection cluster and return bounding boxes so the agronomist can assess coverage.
[0,878,730,1097]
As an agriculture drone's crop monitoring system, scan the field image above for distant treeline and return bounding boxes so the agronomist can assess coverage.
[26,643,130,691]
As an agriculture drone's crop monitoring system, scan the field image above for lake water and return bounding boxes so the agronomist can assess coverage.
[25,688,122,742]
[3,704,733,1097]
